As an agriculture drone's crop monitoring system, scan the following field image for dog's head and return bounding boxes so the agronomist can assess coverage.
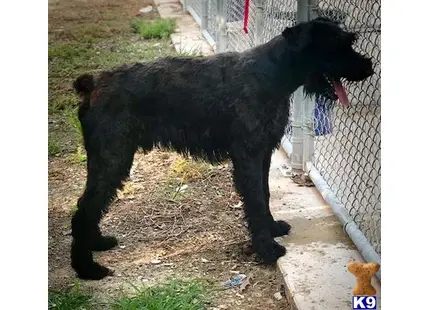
[282,17,374,106]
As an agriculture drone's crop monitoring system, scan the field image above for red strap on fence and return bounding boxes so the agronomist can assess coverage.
[243,0,250,34]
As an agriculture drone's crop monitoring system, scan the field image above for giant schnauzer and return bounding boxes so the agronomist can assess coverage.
[71,17,373,280]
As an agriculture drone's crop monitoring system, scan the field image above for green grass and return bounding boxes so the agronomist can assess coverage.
[162,156,215,201]
[112,280,210,310]
[67,145,87,164]
[48,282,95,310]
[48,279,211,310]
[49,136,62,156]
[48,43,89,60]
[130,18,176,39]
[66,107,83,137]
[49,93,77,113]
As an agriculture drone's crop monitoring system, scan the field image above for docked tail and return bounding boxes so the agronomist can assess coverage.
[73,74,95,121]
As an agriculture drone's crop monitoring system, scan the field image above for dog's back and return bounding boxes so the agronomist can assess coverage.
[73,52,250,162]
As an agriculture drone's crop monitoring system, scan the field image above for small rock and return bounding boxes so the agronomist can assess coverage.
[62,229,72,236]
[201,258,209,263]
[279,164,292,177]
[273,292,283,300]
[139,6,153,14]
[219,305,228,310]
[150,259,162,265]
[119,245,126,249]
[153,43,161,47]
[230,202,243,209]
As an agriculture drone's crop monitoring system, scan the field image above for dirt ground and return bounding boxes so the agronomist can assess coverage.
[48,0,290,308]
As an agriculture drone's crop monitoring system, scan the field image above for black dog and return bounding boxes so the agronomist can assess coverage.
[71,17,373,280]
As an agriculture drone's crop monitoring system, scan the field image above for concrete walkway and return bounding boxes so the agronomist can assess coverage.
[154,0,214,56]
[270,150,381,310]
[153,1,381,308]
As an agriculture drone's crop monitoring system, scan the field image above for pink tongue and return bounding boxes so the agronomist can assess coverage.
[333,80,349,108]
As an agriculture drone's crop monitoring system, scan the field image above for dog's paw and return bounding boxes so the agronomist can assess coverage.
[90,235,118,252]
[75,262,114,280]
[270,220,291,237]
[252,233,287,264]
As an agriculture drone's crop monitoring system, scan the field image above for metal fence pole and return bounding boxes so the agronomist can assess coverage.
[182,0,188,13]
[254,0,265,45]
[301,0,316,169]
[290,92,304,171]
[289,0,312,171]
[216,0,227,53]
[202,0,209,30]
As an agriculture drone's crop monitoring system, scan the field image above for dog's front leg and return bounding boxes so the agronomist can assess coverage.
[262,149,292,238]
[231,148,286,264]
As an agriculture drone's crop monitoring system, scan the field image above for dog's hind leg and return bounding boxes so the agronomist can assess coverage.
[71,134,136,280]
[262,149,291,238]
[231,147,286,264]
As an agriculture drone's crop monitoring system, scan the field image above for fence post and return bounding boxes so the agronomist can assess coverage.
[202,0,209,30]
[182,0,188,13]
[289,0,311,171]
[216,0,228,52]
[254,0,265,45]
[292,0,316,171]
[301,1,319,169]
[289,93,304,171]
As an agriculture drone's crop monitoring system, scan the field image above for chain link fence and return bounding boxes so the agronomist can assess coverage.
[224,0,255,52]
[312,0,381,255]
[260,0,297,140]
[183,0,381,263]
[186,0,204,26]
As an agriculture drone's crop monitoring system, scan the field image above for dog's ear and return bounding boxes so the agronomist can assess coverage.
[282,23,313,52]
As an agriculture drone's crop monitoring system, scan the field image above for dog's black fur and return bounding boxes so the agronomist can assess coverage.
[71,17,373,280]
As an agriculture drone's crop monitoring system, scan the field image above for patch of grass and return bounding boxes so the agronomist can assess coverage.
[112,279,211,310]
[171,157,214,183]
[117,181,136,199]
[130,18,176,39]
[67,145,87,164]
[49,136,62,156]
[176,46,204,58]
[163,157,214,201]
[48,279,211,310]
[48,43,89,60]
[48,282,95,310]
[66,107,83,137]
[50,93,77,113]
[49,43,92,77]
